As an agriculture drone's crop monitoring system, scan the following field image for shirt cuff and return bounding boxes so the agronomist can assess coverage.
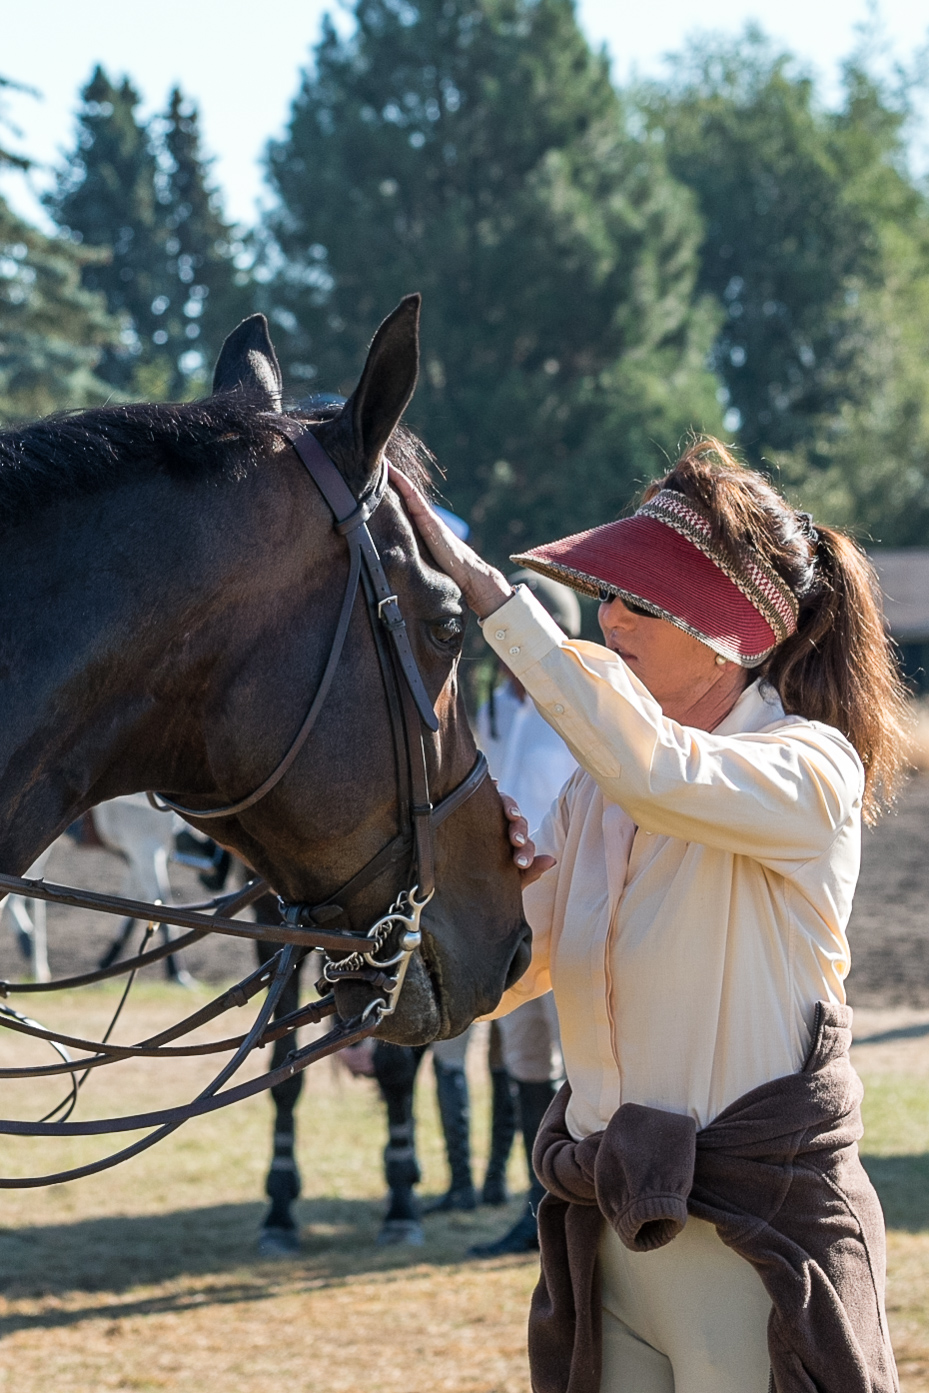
[480,584,567,676]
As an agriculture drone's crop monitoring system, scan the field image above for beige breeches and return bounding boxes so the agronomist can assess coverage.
[598,1216,772,1393]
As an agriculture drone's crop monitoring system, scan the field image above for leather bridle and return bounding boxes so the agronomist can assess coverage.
[0,420,490,1186]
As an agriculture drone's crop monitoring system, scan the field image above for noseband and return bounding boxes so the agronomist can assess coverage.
[0,421,491,1185]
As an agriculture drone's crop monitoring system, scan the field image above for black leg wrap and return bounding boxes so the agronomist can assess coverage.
[256,935,305,1248]
[384,1119,421,1193]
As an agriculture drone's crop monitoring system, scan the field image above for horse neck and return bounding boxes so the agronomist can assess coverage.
[0,469,300,872]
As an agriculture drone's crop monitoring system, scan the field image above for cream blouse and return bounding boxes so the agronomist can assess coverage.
[483,587,864,1141]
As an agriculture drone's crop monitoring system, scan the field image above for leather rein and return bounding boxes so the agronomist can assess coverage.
[0,420,489,1186]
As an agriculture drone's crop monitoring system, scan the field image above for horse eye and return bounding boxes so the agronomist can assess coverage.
[431,616,464,649]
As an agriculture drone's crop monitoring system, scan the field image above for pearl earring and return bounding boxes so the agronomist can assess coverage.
[715,654,727,667]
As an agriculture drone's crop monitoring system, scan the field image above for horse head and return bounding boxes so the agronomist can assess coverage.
[0,296,530,1043]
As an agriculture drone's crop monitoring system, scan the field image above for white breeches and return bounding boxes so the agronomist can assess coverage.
[598,1216,772,1393]
[431,1026,472,1069]
[498,993,561,1082]
[431,992,562,1079]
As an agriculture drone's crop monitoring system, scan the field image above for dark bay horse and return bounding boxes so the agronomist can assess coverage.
[0,298,529,1116]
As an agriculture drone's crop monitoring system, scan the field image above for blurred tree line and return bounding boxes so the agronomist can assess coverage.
[2,2,929,556]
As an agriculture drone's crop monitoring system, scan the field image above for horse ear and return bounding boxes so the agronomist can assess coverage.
[212,314,283,410]
[344,294,420,480]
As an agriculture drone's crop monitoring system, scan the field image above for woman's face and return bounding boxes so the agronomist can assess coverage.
[597,594,747,726]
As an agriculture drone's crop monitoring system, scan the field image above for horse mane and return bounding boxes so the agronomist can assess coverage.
[0,396,434,530]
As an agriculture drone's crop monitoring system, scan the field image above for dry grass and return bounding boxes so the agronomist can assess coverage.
[853,1011,929,1390]
[0,984,538,1392]
[3,991,929,1389]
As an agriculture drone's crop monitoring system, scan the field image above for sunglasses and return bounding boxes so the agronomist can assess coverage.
[598,588,654,619]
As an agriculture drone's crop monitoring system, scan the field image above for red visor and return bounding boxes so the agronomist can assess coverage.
[511,490,798,667]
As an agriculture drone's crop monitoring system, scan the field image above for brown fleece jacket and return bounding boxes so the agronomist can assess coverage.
[529,1003,898,1393]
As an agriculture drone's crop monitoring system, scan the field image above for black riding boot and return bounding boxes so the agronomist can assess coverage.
[481,1067,517,1205]
[469,1078,557,1256]
[424,1059,477,1213]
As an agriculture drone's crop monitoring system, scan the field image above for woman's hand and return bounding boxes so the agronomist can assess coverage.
[389,465,513,620]
[499,790,557,889]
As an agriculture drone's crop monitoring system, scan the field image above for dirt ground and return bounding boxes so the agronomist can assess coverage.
[3,770,929,1004]
[845,772,929,1005]
[0,838,256,989]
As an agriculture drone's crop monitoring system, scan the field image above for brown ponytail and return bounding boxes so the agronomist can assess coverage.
[648,439,911,823]
[762,525,910,822]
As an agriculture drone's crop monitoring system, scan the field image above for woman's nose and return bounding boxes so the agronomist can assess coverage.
[602,597,636,629]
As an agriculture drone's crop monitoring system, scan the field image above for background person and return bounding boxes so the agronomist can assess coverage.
[470,570,579,1257]
[391,439,907,1393]
[382,573,578,1230]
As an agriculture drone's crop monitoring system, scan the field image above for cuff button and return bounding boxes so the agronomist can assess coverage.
[553,703,564,714]
[508,645,520,655]
[494,629,506,640]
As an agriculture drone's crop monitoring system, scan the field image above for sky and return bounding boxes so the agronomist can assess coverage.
[1,0,927,230]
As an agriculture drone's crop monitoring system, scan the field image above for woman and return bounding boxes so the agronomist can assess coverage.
[392,438,908,1393]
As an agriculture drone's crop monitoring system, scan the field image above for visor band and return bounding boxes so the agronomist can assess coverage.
[512,490,800,668]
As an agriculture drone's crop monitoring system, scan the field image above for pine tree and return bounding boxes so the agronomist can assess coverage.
[642,30,929,544]
[264,0,722,561]
[0,200,123,423]
[0,75,121,423]
[640,31,907,463]
[0,76,32,172]
[769,63,929,545]
[47,66,168,390]
[153,87,252,397]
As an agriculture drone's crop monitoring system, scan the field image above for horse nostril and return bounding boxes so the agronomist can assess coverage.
[504,925,533,991]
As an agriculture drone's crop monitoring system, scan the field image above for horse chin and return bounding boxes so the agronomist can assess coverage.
[331,953,442,1046]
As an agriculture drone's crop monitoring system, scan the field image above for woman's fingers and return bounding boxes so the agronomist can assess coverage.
[389,465,513,619]
[500,796,558,883]
[501,794,528,858]
[388,466,466,577]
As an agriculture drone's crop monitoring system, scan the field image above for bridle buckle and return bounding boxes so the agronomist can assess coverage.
[377,593,400,622]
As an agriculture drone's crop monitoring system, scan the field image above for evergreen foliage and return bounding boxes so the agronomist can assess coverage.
[0,201,123,423]
[264,0,723,561]
[152,88,252,398]
[0,76,121,423]
[47,69,247,398]
[47,67,166,390]
[0,76,33,172]
[641,31,929,544]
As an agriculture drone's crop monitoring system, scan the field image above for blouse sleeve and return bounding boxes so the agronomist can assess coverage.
[481,587,864,871]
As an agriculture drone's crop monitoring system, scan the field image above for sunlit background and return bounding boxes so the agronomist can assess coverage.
[7,12,929,1391]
